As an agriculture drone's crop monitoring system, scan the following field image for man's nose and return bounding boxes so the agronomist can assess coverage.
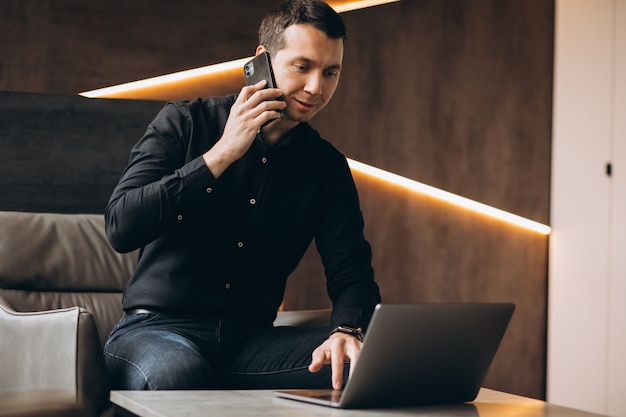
[304,72,323,95]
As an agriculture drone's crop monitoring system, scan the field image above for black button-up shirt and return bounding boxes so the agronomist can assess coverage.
[105,95,380,329]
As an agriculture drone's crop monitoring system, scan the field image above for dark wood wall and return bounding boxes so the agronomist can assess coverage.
[319,1,554,225]
[0,0,554,400]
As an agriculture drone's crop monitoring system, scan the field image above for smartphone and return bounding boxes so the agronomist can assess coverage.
[243,52,282,126]
[243,51,277,89]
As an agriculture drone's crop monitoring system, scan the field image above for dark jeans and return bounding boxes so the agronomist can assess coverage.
[103,312,343,390]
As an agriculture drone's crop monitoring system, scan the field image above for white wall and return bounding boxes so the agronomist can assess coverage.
[549,1,626,416]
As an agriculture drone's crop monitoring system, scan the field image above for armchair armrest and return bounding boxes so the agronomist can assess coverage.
[273,309,331,327]
[0,391,82,417]
[0,303,108,417]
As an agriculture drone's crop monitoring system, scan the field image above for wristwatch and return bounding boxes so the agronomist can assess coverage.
[330,324,364,342]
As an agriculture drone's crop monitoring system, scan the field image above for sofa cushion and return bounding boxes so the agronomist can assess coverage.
[0,211,138,346]
[0,211,137,292]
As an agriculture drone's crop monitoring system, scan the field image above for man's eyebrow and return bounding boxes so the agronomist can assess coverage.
[294,56,342,71]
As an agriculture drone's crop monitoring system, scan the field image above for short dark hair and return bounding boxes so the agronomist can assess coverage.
[259,0,347,54]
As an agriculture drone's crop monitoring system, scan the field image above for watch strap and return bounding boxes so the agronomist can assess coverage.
[330,324,363,341]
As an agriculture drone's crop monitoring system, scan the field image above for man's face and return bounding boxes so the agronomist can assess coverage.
[260,24,344,124]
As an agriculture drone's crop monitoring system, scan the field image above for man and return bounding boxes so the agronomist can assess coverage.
[104,0,380,391]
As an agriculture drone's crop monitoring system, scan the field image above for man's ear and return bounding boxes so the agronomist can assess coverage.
[255,45,267,56]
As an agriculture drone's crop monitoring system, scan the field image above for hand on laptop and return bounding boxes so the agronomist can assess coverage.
[308,332,362,390]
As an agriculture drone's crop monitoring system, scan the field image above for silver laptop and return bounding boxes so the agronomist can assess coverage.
[274,303,515,409]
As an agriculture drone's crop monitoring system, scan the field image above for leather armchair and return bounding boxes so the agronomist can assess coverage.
[0,211,137,417]
[0,210,331,416]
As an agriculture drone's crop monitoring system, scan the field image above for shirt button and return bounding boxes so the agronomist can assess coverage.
[237,241,244,248]
[261,157,268,164]
[206,187,213,194]
[249,198,256,205]
[177,214,183,221]
[225,283,231,290]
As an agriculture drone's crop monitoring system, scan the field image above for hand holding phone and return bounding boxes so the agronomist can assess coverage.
[243,51,284,128]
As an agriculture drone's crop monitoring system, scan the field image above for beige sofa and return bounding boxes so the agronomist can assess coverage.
[0,211,330,416]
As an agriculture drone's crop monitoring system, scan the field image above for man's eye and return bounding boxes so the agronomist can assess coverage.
[295,65,308,71]
[325,71,339,78]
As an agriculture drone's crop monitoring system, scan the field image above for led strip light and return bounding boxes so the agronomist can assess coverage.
[80,58,251,99]
[329,0,401,13]
[347,159,551,235]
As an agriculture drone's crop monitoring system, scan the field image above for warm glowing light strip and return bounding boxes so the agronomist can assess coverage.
[80,57,251,99]
[347,158,552,235]
[329,0,401,13]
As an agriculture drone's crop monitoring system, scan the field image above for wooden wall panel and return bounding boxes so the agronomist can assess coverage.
[0,1,275,94]
[315,0,554,224]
